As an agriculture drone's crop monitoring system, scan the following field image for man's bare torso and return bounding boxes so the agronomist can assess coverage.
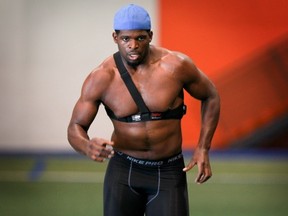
[94,46,187,159]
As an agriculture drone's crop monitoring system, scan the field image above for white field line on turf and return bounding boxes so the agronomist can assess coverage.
[1,171,288,184]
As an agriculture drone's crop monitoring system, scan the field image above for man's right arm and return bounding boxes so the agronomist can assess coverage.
[67,71,114,162]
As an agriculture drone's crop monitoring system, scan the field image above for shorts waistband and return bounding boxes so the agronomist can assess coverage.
[115,151,183,167]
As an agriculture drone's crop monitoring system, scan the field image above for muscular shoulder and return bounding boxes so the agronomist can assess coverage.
[81,55,116,102]
[157,47,217,100]
[154,47,199,83]
[90,56,116,83]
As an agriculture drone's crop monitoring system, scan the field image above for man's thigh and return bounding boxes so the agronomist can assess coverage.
[145,160,189,216]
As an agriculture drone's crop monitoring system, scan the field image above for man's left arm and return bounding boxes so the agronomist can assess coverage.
[181,60,220,184]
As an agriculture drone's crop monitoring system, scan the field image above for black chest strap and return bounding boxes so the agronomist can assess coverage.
[105,103,186,122]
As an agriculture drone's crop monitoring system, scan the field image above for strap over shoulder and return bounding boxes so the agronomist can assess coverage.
[113,52,150,113]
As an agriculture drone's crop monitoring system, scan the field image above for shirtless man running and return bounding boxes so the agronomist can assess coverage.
[67,4,220,216]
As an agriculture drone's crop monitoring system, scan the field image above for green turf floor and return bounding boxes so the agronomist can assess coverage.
[0,154,287,216]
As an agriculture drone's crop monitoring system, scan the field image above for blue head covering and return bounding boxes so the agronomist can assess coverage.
[114,4,151,30]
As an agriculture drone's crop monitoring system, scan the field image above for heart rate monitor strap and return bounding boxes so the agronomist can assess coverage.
[113,52,150,113]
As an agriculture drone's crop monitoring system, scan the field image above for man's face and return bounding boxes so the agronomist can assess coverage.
[113,30,153,67]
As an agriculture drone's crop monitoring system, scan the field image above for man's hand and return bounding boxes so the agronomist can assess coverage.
[86,137,114,162]
[183,147,212,184]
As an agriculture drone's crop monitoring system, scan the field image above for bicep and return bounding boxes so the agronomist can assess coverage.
[70,73,103,131]
[183,67,217,101]
[70,98,100,131]
[69,69,110,130]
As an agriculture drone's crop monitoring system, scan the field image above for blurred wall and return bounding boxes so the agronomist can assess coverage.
[1,0,287,152]
[0,0,158,152]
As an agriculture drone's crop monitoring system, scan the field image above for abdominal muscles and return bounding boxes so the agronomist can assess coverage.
[111,119,182,159]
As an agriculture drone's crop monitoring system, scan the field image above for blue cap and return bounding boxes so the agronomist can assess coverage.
[114,4,151,30]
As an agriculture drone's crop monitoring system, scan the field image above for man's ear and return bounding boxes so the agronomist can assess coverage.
[149,31,153,42]
[112,32,118,43]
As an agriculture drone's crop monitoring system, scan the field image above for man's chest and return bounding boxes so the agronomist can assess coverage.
[102,73,183,117]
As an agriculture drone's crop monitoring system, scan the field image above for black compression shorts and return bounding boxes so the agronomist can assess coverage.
[104,151,189,216]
